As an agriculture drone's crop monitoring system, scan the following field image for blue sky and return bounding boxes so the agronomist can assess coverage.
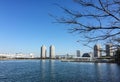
[0,0,93,56]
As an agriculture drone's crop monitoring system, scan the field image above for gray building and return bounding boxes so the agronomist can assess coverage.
[49,45,55,59]
[106,44,113,56]
[41,45,47,58]
[94,44,101,58]
[76,50,81,57]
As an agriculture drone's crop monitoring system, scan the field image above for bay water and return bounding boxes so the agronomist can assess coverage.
[0,60,120,82]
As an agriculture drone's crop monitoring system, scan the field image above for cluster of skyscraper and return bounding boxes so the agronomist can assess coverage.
[40,44,113,59]
[94,44,113,58]
[40,45,55,59]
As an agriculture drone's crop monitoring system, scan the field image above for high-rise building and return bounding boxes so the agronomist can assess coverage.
[41,45,47,58]
[76,50,81,57]
[106,44,113,56]
[49,45,55,59]
[94,44,101,58]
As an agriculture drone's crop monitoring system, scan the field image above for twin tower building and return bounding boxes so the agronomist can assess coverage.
[40,45,55,59]
[94,44,113,58]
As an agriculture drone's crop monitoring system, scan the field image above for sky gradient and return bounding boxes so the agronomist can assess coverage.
[0,0,93,57]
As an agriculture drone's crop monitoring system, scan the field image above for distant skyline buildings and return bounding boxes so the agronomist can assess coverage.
[1,43,115,59]
[76,50,81,57]
[93,43,115,57]
[106,44,113,56]
[40,45,55,59]
[94,44,101,58]
[40,43,115,59]
[50,45,55,59]
[0,53,35,58]
[41,45,47,59]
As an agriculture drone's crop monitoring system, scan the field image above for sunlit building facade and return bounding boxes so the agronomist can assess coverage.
[49,45,55,59]
[41,45,47,58]
[94,44,101,58]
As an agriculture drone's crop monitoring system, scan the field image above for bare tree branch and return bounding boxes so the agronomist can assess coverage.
[52,0,120,48]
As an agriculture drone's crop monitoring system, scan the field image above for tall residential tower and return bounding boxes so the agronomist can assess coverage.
[106,44,113,56]
[94,44,101,58]
[41,45,47,58]
[49,45,55,59]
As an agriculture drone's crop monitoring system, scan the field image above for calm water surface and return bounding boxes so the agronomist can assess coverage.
[0,60,120,82]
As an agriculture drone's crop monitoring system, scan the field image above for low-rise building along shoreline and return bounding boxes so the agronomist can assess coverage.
[0,57,116,63]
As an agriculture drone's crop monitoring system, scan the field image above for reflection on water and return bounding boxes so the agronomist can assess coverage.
[40,60,55,82]
[0,60,120,82]
[94,63,120,82]
[94,63,103,81]
[49,60,55,80]
[40,60,46,81]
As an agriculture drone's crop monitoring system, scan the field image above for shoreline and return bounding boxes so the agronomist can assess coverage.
[0,58,58,60]
[0,58,117,63]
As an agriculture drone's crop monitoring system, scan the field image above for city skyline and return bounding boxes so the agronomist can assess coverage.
[0,0,101,56]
